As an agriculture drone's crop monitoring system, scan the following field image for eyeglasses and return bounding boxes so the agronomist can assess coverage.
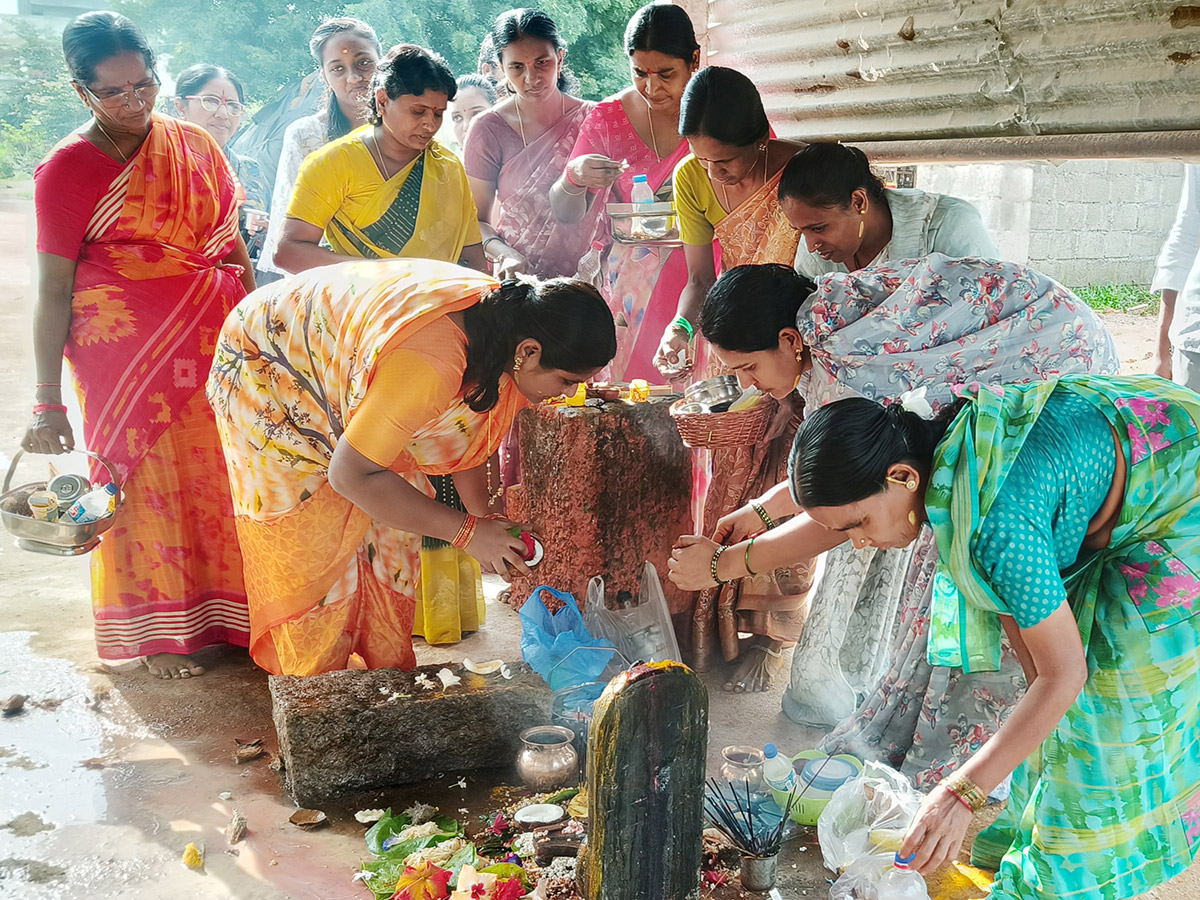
[185,94,245,116]
[82,79,160,110]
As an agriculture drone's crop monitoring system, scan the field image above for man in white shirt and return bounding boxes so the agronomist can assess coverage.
[1152,164,1200,389]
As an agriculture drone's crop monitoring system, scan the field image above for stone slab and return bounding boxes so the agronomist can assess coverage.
[270,662,552,806]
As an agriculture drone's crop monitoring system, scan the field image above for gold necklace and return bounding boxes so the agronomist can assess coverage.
[514,91,566,148]
[94,119,128,163]
[718,143,768,211]
[644,96,661,160]
[368,129,391,180]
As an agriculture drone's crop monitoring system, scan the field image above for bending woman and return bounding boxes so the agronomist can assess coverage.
[206,259,615,675]
[548,2,700,381]
[26,12,253,679]
[791,378,1200,900]
[275,43,484,272]
[655,66,809,688]
[781,142,997,278]
[669,256,1119,775]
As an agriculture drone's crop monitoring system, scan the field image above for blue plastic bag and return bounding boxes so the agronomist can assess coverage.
[519,585,615,690]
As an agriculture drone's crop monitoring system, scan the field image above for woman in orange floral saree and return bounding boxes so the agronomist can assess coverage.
[655,66,811,690]
[25,13,255,680]
[206,259,615,675]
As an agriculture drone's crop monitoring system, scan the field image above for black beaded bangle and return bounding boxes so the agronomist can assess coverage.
[751,500,777,531]
[711,544,730,586]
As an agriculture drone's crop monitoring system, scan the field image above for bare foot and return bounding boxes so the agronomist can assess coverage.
[722,643,785,693]
[143,653,205,679]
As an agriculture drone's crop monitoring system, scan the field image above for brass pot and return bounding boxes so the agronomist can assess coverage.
[516,725,578,792]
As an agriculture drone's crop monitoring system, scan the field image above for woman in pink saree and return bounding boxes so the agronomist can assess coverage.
[547,4,700,382]
[464,8,604,279]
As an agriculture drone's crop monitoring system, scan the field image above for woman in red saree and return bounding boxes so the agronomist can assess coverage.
[464,8,605,279]
[547,3,701,382]
[24,12,254,680]
[654,66,809,690]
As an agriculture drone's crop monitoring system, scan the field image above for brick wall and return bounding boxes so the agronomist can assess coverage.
[914,160,1184,288]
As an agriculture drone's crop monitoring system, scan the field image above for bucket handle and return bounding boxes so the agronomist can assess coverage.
[4,449,124,509]
[547,644,634,685]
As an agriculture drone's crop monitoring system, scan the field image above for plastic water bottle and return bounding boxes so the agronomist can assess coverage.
[761,743,797,792]
[630,174,667,237]
[575,240,605,291]
[65,482,118,524]
[877,852,931,900]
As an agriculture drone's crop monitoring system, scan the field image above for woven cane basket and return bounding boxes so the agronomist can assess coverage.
[669,396,777,449]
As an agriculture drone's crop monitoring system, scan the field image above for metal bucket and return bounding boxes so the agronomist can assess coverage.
[0,450,123,555]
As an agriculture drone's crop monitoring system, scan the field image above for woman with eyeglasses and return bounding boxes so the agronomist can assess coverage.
[173,64,270,262]
[25,11,254,681]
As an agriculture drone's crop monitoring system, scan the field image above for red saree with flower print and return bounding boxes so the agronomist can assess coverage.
[35,115,249,660]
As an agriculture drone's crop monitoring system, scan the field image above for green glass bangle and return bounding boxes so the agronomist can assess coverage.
[671,315,695,341]
[711,544,730,586]
[744,536,758,576]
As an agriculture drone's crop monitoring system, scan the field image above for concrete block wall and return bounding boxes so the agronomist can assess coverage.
[914,160,1184,288]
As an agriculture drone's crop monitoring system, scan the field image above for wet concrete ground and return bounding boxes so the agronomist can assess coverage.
[2,187,1196,900]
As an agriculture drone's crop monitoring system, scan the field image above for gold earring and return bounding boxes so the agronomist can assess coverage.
[908,511,918,526]
[513,356,523,375]
[886,476,918,491]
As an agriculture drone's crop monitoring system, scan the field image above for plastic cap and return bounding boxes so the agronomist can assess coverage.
[762,743,778,758]
[632,174,648,182]
[894,851,916,869]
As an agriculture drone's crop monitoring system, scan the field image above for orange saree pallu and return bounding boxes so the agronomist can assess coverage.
[206,259,525,676]
[57,116,249,660]
[692,172,814,663]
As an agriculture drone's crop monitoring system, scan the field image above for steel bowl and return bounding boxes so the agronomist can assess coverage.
[683,375,742,409]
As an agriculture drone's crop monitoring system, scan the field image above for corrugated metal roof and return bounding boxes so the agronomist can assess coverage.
[703,0,1200,158]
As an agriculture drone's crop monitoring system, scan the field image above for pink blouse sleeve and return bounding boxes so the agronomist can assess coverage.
[462,111,506,184]
[567,103,610,163]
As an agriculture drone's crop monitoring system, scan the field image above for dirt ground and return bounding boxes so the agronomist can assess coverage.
[0,186,1194,900]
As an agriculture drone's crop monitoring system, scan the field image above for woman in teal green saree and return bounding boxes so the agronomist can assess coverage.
[790,374,1200,900]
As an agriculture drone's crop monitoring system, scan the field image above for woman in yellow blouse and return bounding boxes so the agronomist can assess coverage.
[275,43,485,272]
[206,258,616,675]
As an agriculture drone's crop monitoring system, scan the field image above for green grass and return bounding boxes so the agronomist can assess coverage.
[1072,283,1160,315]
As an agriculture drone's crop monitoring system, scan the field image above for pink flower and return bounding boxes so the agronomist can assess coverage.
[1129,580,1150,605]
[1156,573,1200,610]
[1127,424,1149,464]
[1145,541,1167,556]
[1120,562,1151,582]
[1126,396,1172,428]
[1169,559,1188,575]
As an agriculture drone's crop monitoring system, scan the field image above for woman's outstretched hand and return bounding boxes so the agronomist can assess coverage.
[465,516,532,578]
[898,784,975,875]
[22,409,74,455]
[668,534,721,591]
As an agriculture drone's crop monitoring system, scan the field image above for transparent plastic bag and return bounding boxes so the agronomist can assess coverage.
[582,562,682,664]
[817,762,922,875]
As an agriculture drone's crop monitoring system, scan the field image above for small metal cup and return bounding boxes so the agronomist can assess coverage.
[740,853,778,892]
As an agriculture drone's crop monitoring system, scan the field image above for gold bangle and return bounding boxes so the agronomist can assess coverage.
[941,773,988,812]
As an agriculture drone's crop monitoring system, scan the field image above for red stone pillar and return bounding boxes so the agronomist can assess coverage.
[505,400,692,616]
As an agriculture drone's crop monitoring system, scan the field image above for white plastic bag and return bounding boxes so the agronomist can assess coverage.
[583,563,682,663]
[817,762,922,875]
